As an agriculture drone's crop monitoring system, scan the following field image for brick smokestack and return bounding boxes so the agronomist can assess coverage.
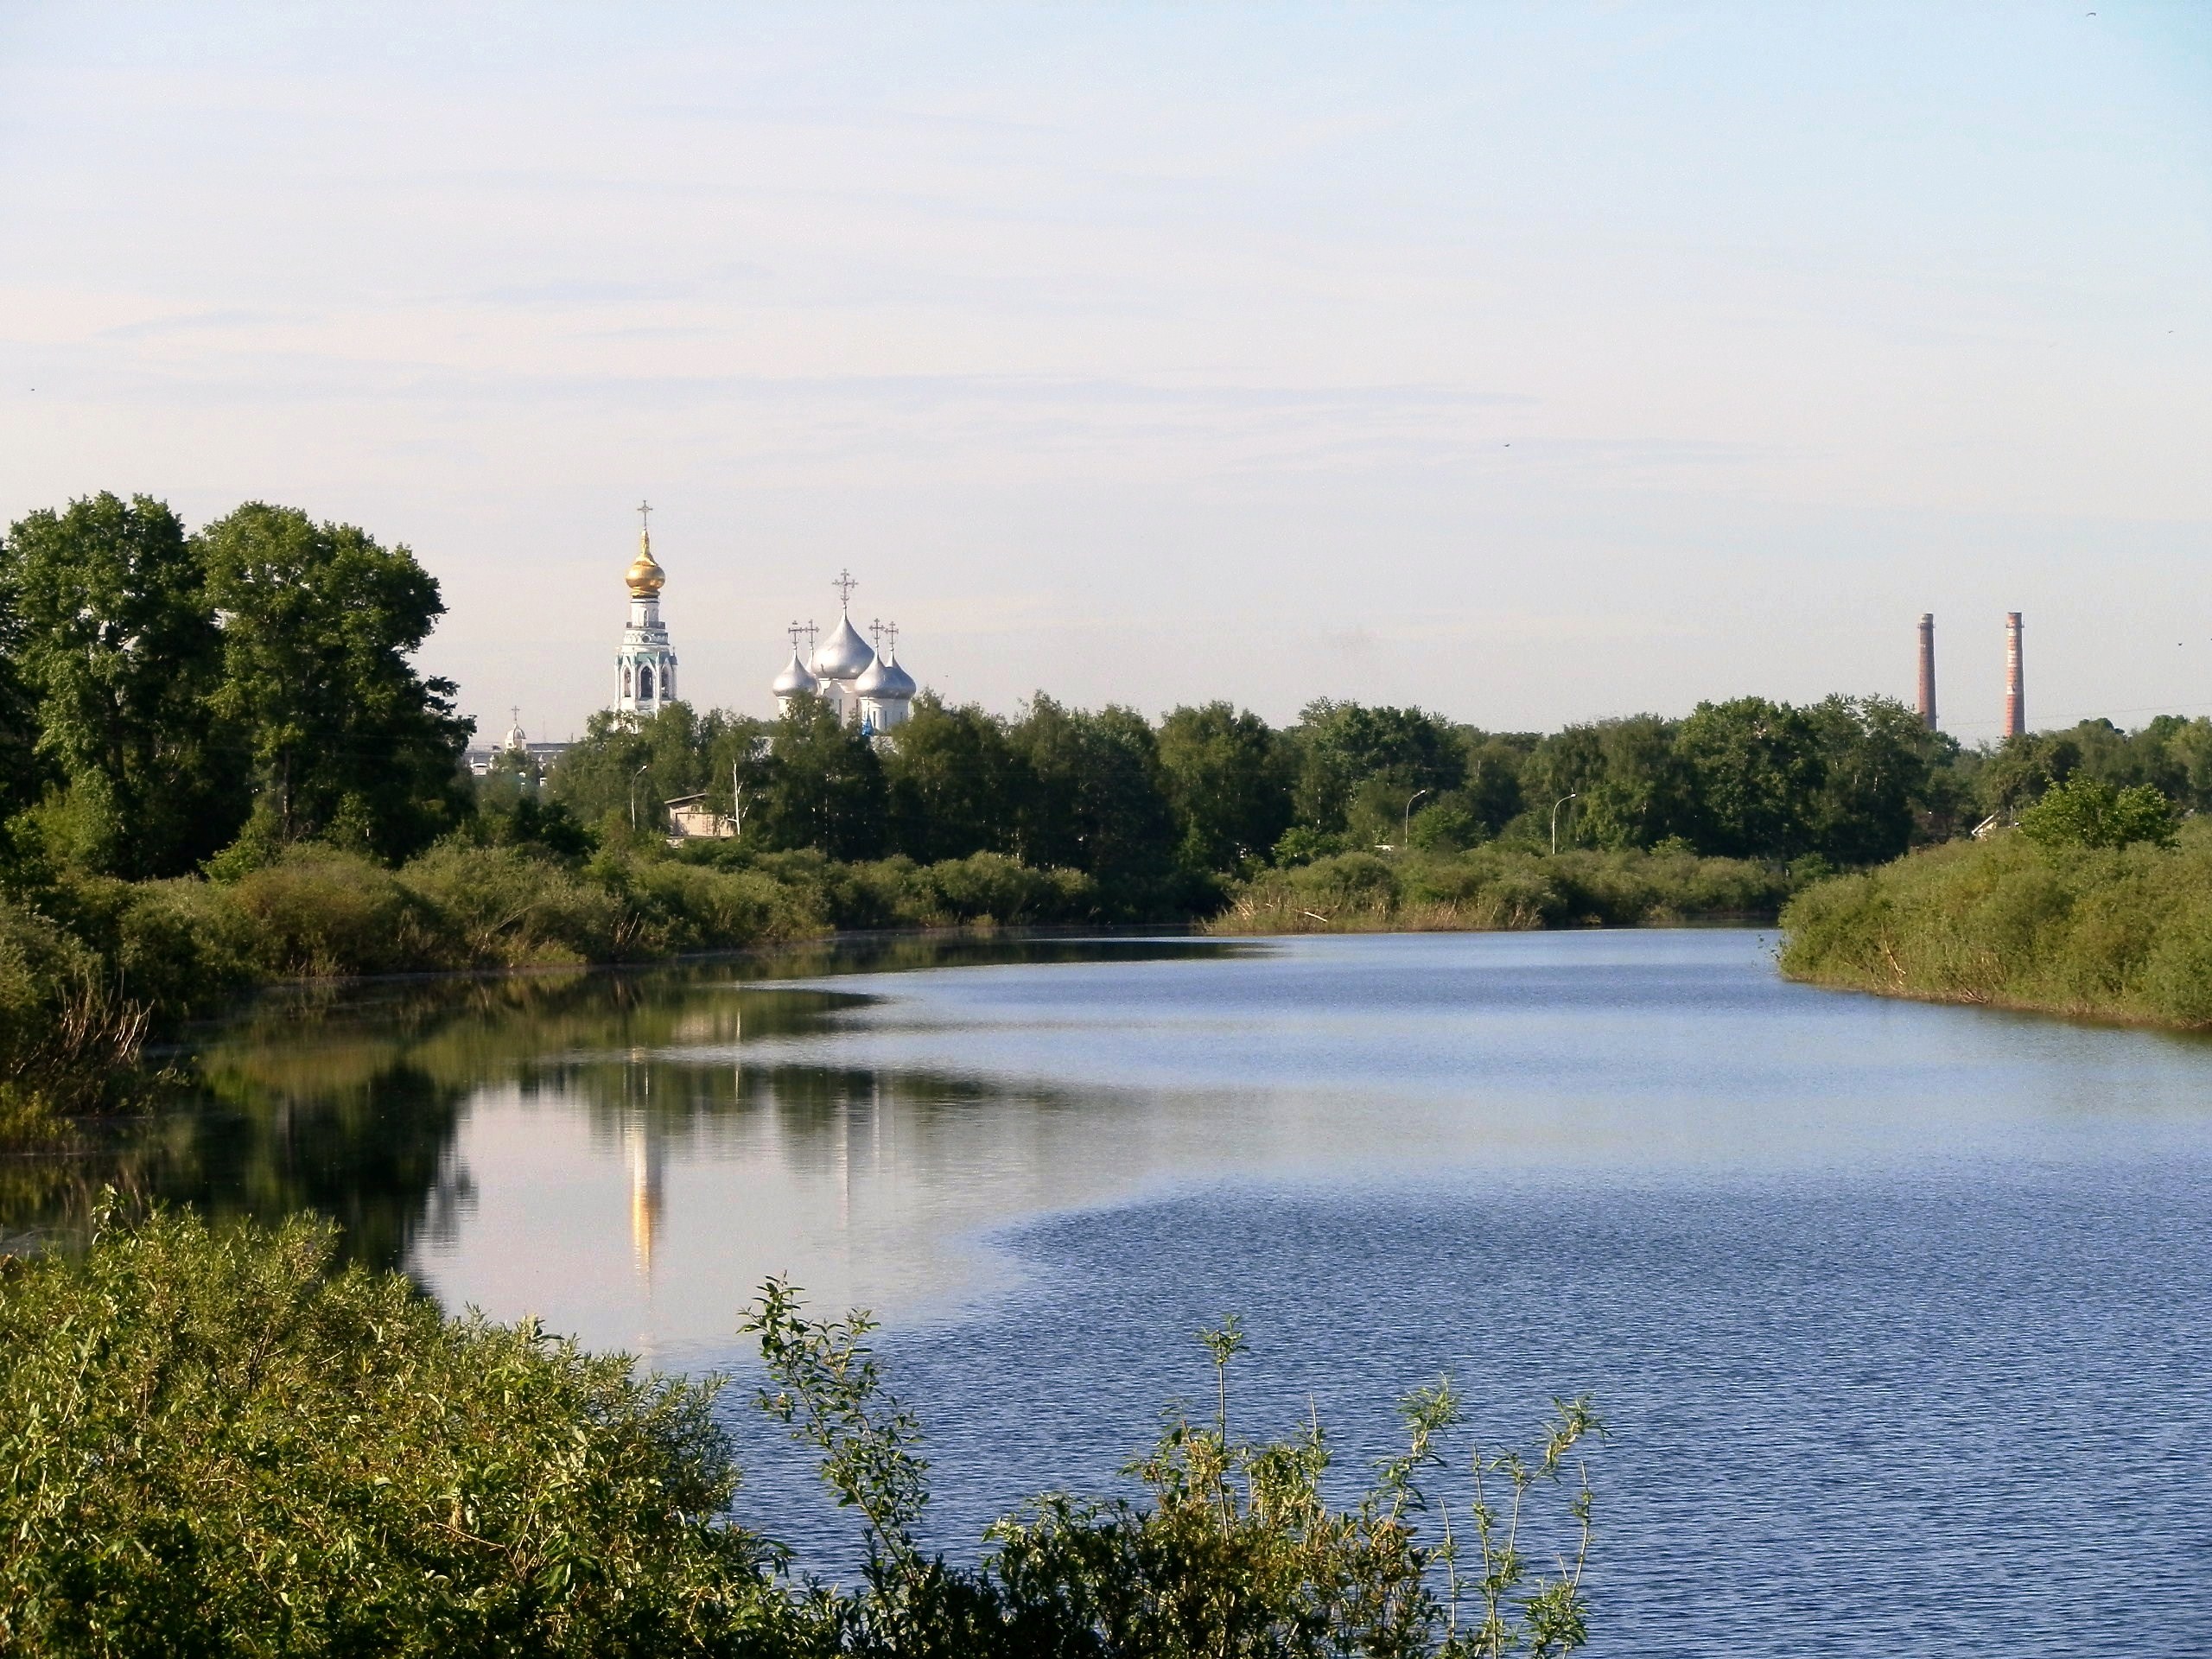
[1916,613,1937,731]
[2004,612,2024,739]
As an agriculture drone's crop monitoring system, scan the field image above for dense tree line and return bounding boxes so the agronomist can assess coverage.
[550,685,2212,906]
[0,493,469,880]
[13,492,2212,914]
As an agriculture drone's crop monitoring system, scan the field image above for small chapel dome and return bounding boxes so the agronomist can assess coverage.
[502,718,528,750]
[856,654,915,700]
[772,652,820,698]
[813,612,875,680]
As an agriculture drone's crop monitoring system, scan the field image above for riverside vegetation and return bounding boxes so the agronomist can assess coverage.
[0,1202,1605,1658]
[12,489,2212,1131]
[1780,777,2212,1026]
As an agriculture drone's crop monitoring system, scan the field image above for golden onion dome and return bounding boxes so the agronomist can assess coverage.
[625,530,665,596]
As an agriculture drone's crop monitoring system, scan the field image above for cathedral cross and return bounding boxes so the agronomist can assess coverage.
[832,568,857,608]
[880,621,899,657]
[637,500,653,535]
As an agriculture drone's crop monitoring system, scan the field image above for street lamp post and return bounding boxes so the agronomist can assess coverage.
[1549,792,1579,856]
[631,763,651,830]
[1402,788,1430,852]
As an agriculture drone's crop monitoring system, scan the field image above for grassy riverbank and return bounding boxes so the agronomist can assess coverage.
[1,1204,1602,1658]
[1779,821,2212,1027]
[1212,845,1798,933]
[0,842,1100,1144]
[0,838,1810,1147]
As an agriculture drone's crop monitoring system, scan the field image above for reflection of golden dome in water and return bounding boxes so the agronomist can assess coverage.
[625,530,665,596]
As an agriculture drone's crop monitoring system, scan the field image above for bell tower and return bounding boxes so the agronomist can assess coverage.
[616,501,679,715]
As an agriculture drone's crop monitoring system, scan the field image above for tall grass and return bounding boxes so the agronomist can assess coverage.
[0,839,1116,1142]
[1779,821,2212,1026]
[1215,847,1794,934]
[0,906,155,1141]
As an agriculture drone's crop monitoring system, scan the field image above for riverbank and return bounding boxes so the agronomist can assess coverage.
[0,837,1840,1149]
[0,841,1106,1146]
[1211,845,1797,933]
[1778,823,2212,1027]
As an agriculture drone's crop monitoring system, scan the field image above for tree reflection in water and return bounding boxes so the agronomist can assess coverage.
[1,934,1221,1274]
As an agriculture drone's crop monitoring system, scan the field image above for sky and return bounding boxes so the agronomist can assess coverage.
[3,2,2209,743]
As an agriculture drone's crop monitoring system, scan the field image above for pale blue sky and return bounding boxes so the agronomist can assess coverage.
[3,3,2208,741]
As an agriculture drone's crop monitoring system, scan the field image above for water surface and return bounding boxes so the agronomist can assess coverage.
[26,930,2212,1655]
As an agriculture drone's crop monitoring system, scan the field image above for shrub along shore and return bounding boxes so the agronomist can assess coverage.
[1779,816,2212,1028]
[0,1203,1605,1657]
[1212,845,1796,933]
[0,840,1104,1143]
[0,836,1794,1147]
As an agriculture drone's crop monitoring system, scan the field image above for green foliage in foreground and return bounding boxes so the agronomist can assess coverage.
[1216,844,1799,933]
[0,1210,1606,1658]
[1780,820,2212,1026]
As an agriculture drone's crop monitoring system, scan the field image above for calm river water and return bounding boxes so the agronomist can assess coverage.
[34,929,2212,1655]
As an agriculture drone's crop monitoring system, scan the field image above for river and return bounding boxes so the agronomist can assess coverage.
[31,929,2212,1655]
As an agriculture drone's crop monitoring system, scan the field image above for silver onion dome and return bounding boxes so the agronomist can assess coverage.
[861,654,916,700]
[812,612,875,680]
[772,652,820,697]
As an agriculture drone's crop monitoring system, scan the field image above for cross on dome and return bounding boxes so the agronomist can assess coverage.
[832,569,857,608]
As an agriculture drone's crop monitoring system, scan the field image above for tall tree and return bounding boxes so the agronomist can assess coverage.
[1674,696,1824,860]
[0,493,240,876]
[757,694,887,860]
[882,693,1021,863]
[1156,702,1291,874]
[1287,700,1467,831]
[1580,717,1693,851]
[197,504,469,861]
[0,550,53,834]
[550,704,709,833]
[1009,696,1176,896]
[1803,695,1931,866]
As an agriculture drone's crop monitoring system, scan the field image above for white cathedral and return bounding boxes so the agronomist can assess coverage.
[613,509,916,734]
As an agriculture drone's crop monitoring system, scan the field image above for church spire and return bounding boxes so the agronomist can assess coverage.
[626,499,664,595]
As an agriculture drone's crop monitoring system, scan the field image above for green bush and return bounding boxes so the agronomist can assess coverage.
[1217,846,1789,933]
[2018,776,2177,849]
[607,857,819,956]
[109,878,258,1017]
[1780,822,2212,1025]
[1,1212,1608,1658]
[220,845,431,977]
[0,1205,779,1657]
[398,842,624,967]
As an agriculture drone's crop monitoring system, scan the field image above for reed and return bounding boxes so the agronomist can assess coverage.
[1214,847,1793,935]
[1779,821,2212,1027]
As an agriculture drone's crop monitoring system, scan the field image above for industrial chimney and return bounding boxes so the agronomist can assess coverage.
[2004,612,2024,739]
[1916,614,1937,731]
